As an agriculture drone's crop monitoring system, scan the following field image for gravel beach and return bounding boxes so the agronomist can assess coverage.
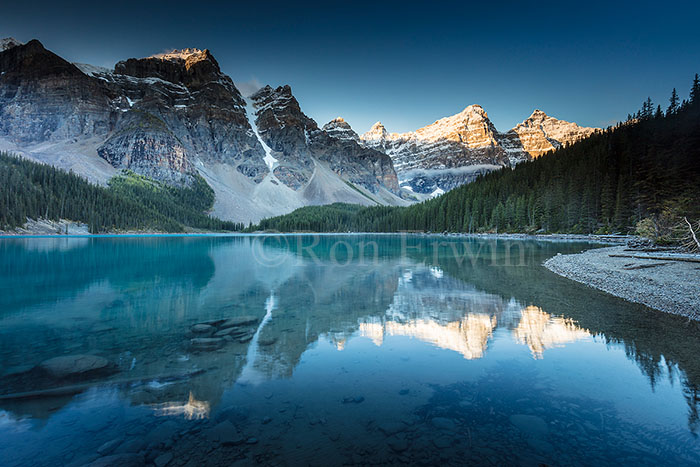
[544,246,700,320]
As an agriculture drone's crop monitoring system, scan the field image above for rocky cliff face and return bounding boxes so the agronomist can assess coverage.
[251,85,399,193]
[505,109,597,158]
[0,39,113,145]
[0,39,404,221]
[100,47,268,183]
[326,106,597,194]
[96,110,194,185]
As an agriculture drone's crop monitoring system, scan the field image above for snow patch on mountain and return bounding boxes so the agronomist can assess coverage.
[73,63,113,77]
[0,37,23,51]
[244,97,278,171]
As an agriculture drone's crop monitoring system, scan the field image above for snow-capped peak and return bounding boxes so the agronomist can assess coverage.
[149,48,209,63]
[0,37,23,51]
[364,121,388,139]
[323,117,360,142]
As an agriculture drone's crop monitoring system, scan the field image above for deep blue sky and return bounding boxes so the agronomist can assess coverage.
[2,0,699,133]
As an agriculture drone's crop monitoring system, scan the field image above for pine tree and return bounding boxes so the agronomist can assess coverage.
[655,104,663,119]
[641,97,654,119]
[691,74,700,103]
[668,88,679,114]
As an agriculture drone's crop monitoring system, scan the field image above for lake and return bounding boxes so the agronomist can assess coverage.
[1,234,699,466]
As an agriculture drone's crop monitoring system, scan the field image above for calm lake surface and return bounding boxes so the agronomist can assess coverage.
[1,235,699,466]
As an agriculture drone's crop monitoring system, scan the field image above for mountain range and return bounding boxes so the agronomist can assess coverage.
[0,38,597,223]
[323,106,598,195]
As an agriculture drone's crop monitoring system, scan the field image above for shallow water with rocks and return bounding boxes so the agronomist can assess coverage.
[1,235,700,466]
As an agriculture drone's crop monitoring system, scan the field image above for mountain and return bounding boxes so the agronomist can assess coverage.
[324,105,598,195]
[255,89,700,235]
[0,39,405,224]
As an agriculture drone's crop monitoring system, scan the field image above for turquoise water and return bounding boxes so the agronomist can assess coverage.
[0,235,699,466]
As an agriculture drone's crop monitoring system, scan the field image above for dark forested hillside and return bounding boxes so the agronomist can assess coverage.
[0,153,243,233]
[253,77,700,236]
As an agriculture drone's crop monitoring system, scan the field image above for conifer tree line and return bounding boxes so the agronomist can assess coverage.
[0,154,244,233]
[254,75,700,236]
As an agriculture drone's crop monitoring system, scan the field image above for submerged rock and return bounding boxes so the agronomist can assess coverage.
[387,436,408,452]
[219,316,259,329]
[509,414,553,452]
[86,453,143,467]
[154,452,173,467]
[206,420,245,446]
[238,333,254,343]
[96,438,122,456]
[191,324,216,335]
[213,328,234,337]
[431,417,457,431]
[258,336,277,346]
[39,355,112,379]
[190,338,225,351]
[432,436,453,449]
[342,396,365,404]
[200,318,228,327]
[509,414,549,437]
[377,421,406,436]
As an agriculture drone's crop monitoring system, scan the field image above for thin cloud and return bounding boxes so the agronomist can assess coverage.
[236,78,263,98]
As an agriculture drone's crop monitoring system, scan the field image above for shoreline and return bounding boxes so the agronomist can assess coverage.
[544,245,700,320]
[0,226,630,243]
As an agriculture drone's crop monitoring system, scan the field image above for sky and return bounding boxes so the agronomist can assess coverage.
[2,0,699,133]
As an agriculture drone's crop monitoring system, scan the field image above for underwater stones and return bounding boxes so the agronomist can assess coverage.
[39,354,111,379]
[200,318,228,327]
[431,417,457,431]
[207,420,245,446]
[258,336,277,346]
[87,454,143,467]
[213,327,234,337]
[191,324,216,335]
[214,327,250,338]
[377,421,406,436]
[185,316,260,352]
[219,316,259,329]
[509,414,548,437]
[114,437,147,455]
[386,436,408,452]
[154,452,173,467]
[238,333,254,343]
[509,414,553,452]
[342,396,365,404]
[96,438,122,456]
[432,436,453,449]
[190,338,225,351]
[146,420,180,445]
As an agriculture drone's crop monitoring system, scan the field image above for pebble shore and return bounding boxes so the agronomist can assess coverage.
[544,246,700,320]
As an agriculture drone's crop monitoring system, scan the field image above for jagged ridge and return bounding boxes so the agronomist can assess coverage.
[324,106,598,194]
